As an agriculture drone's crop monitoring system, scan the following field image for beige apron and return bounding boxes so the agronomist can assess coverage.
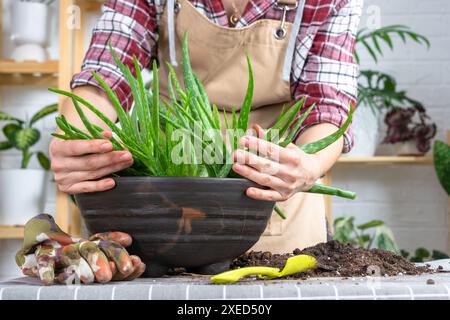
[157,0,327,253]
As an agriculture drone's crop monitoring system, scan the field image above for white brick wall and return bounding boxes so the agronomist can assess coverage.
[335,0,450,253]
[1,0,449,277]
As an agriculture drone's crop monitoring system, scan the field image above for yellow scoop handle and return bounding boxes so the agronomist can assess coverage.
[210,254,317,284]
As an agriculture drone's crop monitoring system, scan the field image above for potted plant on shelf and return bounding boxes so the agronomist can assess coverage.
[10,0,56,62]
[383,103,436,155]
[349,25,431,157]
[0,103,57,225]
[48,35,356,276]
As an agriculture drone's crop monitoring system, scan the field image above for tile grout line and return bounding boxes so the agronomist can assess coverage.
[332,285,339,300]
[148,285,153,300]
[36,287,43,300]
[295,284,302,300]
[73,286,80,300]
[369,285,377,300]
[222,286,226,300]
[111,286,116,300]
[259,285,264,299]
[186,285,190,300]
[406,285,415,300]
[0,287,5,300]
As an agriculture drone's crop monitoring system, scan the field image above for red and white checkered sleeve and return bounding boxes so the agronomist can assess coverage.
[71,0,158,110]
[291,0,363,153]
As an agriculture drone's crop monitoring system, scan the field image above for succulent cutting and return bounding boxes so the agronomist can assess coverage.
[49,33,356,218]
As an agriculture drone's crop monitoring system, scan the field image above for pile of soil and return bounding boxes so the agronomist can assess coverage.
[231,240,430,278]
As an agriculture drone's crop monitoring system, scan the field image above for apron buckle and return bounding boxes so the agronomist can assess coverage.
[174,1,181,14]
[274,1,298,40]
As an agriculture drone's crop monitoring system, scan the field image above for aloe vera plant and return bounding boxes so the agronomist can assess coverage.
[50,33,355,218]
[0,104,58,169]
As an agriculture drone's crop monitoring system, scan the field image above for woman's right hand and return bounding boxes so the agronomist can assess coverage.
[49,131,133,194]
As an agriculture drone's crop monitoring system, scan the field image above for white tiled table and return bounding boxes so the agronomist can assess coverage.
[1,273,450,300]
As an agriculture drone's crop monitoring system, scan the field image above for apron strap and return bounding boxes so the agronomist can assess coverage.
[167,0,178,66]
[282,0,305,82]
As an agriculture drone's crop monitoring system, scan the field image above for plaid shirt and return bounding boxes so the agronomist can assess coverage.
[72,0,363,152]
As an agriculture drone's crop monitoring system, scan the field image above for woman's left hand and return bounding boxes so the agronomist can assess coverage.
[232,124,322,202]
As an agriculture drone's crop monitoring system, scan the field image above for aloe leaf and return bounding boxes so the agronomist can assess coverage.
[301,103,354,154]
[237,53,253,132]
[306,183,356,200]
[181,32,200,99]
[266,97,305,143]
[72,98,105,139]
[48,88,125,140]
[279,102,316,147]
[91,72,134,138]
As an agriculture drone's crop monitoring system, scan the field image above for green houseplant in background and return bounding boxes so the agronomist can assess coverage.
[333,216,398,252]
[0,104,58,225]
[350,24,432,156]
[333,215,450,262]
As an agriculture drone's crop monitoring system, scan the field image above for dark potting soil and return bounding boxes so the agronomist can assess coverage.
[231,240,430,278]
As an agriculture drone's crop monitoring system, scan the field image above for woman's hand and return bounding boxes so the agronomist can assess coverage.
[232,124,322,202]
[49,131,133,194]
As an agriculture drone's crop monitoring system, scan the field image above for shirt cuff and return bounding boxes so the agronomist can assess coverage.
[71,68,133,111]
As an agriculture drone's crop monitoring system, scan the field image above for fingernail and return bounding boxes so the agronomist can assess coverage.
[101,141,112,151]
[105,179,115,187]
[239,136,249,145]
[120,153,132,161]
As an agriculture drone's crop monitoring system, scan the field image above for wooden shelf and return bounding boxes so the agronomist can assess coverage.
[0,225,24,239]
[337,156,433,165]
[0,60,59,74]
[0,60,59,86]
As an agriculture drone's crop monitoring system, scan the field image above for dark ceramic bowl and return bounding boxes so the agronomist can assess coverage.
[75,177,275,277]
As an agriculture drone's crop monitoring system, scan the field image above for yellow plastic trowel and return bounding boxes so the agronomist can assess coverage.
[210,255,317,284]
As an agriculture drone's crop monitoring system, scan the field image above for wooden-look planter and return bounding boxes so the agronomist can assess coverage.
[75,177,275,277]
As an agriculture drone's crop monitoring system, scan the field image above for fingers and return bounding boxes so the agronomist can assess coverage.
[114,255,146,281]
[55,159,131,189]
[234,149,281,175]
[50,138,113,158]
[78,241,113,283]
[35,245,57,286]
[20,254,39,278]
[245,187,286,202]
[232,163,286,191]
[101,131,113,139]
[53,150,132,172]
[50,136,133,195]
[239,135,299,164]
[59,244,95,284]
[89,232,133,248]
[59,178,116,194]
[94,240,133,277]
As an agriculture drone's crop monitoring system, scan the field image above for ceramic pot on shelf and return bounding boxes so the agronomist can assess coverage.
[10,1,50,62]
[0,169,48,225]
[393,140,425,156]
